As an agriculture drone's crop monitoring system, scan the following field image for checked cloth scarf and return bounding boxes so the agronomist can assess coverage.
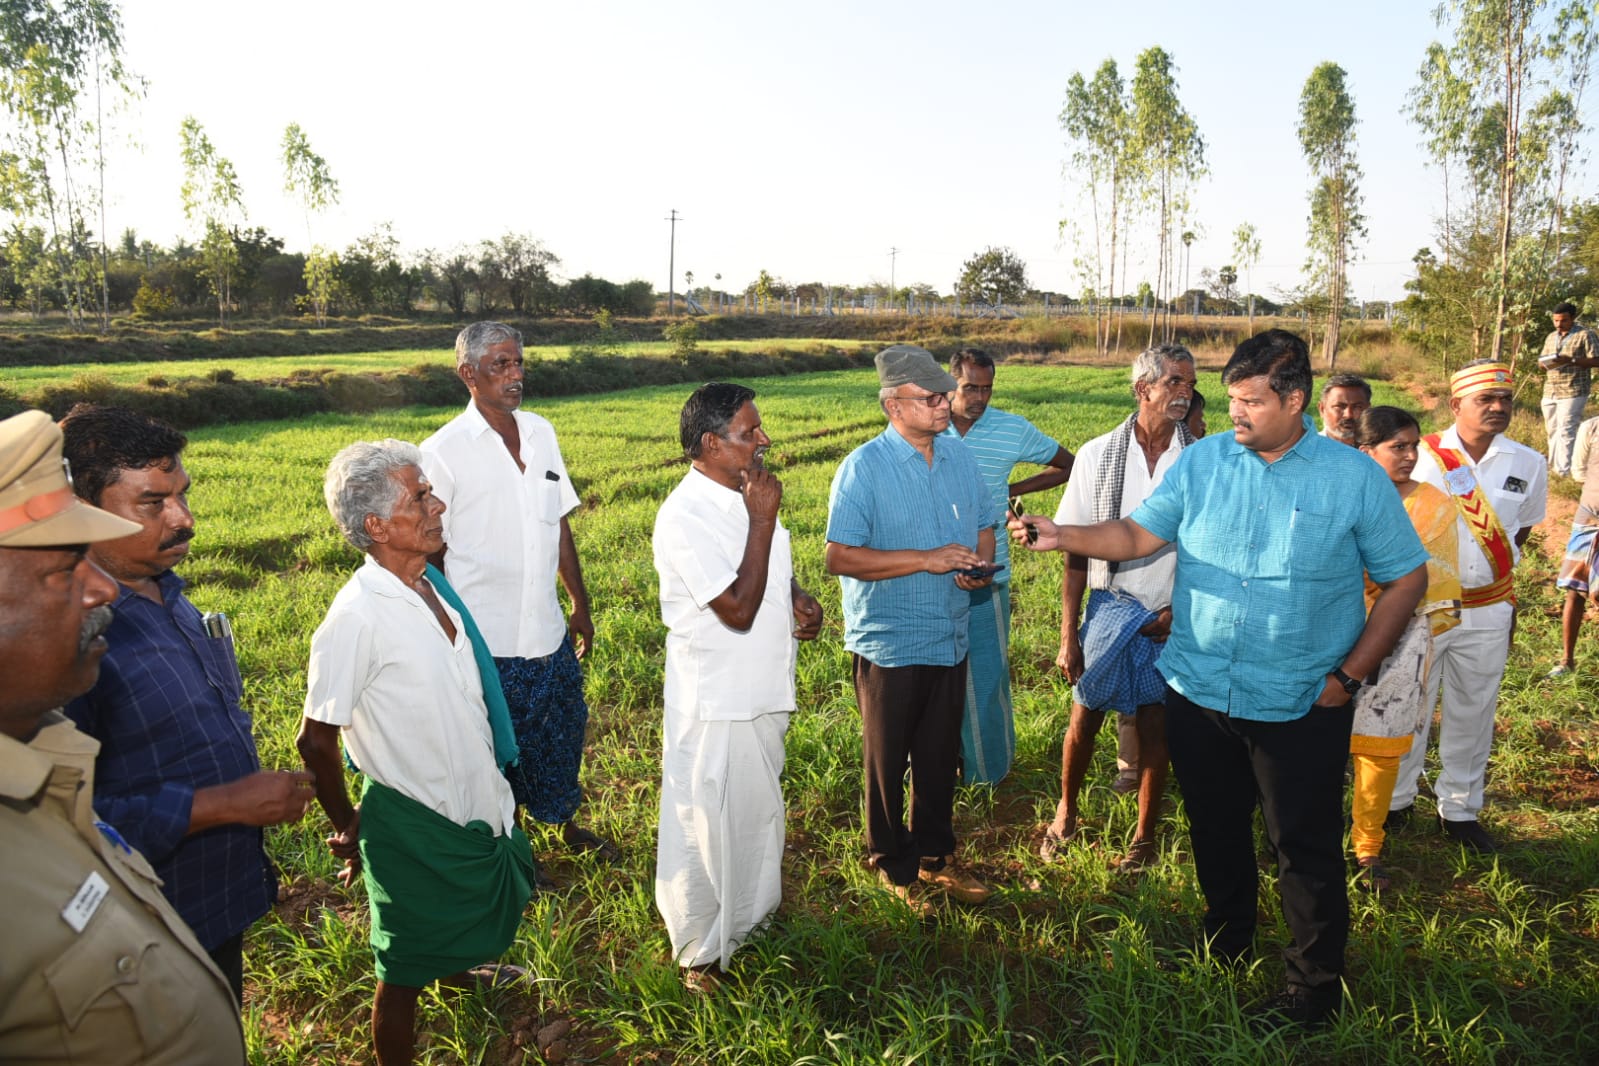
[1087,413,1193,590]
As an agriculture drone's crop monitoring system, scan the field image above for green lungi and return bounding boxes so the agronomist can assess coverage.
[359,776,535,986]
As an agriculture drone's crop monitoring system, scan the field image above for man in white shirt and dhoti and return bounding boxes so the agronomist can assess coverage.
[298,439,534,1065]
[651,383,823,992]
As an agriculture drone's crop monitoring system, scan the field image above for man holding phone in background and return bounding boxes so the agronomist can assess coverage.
[944,348,1074,785]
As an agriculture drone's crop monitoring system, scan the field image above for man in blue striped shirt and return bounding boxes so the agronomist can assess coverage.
[1014,331,1427,1030]
[827,346,999,914]
[61,406,315,1004]
[944,348,1074,785]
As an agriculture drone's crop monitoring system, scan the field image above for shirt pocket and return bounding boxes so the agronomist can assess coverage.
[195,633,245,706]
[535,473,567,525]
[1287,506,1348,574]
[1486,485,1527,531]
[43,896,201,1056]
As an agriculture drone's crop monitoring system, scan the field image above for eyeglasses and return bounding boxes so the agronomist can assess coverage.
[892,392,950,408]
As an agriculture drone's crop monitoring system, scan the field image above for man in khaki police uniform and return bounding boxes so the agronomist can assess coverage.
[0,409,247,1065]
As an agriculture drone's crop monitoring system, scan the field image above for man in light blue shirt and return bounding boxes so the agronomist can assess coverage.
[827,345,998,914]
[1013,330,1427,1031]
[945,347,1074,785]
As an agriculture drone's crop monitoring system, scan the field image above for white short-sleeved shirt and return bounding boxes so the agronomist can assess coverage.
[653,467,797,721]
[304,558,516,834]
[1054,424,1184,611]
[1414,425,1547,631]
[420,402,581,659]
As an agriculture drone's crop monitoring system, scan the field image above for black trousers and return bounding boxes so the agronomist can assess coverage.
[853,655,966,886]
[208,930,245,1007]
[1164,686,1353,998]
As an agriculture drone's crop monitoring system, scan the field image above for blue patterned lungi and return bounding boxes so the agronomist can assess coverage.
[1073,589,1165,714]
[959,582,1014,785]
[495,635,589,824]
[1557,522,1598,594]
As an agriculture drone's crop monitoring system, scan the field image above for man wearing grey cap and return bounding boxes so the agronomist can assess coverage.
[0,410,247,1064]
[825,345,998,914]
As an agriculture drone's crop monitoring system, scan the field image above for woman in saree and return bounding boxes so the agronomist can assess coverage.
[1349,406,1462,893]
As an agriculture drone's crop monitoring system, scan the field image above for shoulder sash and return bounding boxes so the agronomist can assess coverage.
[1420,434,1515,608]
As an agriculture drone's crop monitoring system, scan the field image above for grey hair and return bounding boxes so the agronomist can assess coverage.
[324,439,422,550]
[1320,372,1371,402]
[1130,344,1195,395]
[455,321,523,369]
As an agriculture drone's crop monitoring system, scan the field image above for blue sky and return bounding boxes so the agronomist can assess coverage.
[106,0,1591,303]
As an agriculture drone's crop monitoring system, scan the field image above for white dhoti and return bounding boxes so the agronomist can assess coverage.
[654,707,788,970]
[1391,623,1510,822]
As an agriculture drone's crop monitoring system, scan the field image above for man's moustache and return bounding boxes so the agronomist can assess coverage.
[78,605,113,652]
[159,527,195,551]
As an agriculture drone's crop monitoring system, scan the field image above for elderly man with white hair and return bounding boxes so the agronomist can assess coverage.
[297,439,534,1066]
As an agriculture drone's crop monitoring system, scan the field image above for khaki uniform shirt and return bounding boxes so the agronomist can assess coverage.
[0,713,246,1065]
[1540,325,1598,399]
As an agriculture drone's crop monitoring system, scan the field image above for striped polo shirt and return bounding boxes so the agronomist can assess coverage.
[942,407,1062,582]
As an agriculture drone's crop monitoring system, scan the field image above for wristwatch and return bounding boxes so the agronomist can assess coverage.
[1331,667,1363,699]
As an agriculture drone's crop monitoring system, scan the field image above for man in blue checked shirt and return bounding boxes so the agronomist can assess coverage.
[827,345,999,915]
[61,405,315,1005]
[1013,330,1428,1032]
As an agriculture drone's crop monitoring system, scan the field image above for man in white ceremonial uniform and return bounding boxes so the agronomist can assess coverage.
[652,383,822,992]
[1390,361,1547,854]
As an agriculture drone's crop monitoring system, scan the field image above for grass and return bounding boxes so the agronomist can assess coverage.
[141,364,1597,1064]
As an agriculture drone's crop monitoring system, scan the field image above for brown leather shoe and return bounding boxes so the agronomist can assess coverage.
[918,857,992,905]
[877,868,934,917]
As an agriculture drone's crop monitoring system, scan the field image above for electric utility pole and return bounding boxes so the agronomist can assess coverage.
[889,246,899,311]
[666,209,682,315]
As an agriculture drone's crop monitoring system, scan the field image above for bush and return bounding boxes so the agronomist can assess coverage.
[663,320,700,359]
[131,280,177,320]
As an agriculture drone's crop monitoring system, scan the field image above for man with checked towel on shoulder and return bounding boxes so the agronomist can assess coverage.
[1389,361,1546,854]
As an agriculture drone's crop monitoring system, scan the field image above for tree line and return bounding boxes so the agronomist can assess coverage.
[1060,1,1598,373]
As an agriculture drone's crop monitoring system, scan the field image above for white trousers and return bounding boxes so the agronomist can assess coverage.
[1390,624,1509,822]
[654,707,787,969]
[1542,394,1587,475]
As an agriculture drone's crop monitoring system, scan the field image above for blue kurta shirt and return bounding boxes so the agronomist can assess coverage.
[64,570,273,951]
[942,407,1062,584]
[1129,416,1429,721]
[827,425,998,667]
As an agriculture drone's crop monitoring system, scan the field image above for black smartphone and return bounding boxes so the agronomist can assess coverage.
[1008,497,1038,544]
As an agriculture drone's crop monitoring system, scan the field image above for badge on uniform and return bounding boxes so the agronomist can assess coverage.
[62,870,108,933]
[1503,476,1528,494]
[1445,466,1478,497]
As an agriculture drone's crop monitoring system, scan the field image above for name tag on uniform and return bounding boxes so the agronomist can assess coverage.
[1445,466,1478,497]
[62,871,108,933]
[1503,476,1528,494]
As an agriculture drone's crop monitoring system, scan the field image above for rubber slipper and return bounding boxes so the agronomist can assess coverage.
[1355,856,1391,895]
[467,963,528,989]
[1039,825,1076,863]
[1117,839,1158,874]
[564,826,622,863]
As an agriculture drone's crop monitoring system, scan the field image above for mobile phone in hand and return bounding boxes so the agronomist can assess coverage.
[1008,497,1038,544]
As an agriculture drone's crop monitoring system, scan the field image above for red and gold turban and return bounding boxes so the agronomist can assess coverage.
[1450,362,1512,399]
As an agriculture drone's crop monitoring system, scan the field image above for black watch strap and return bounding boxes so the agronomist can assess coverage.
[1332,667,1362,697]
